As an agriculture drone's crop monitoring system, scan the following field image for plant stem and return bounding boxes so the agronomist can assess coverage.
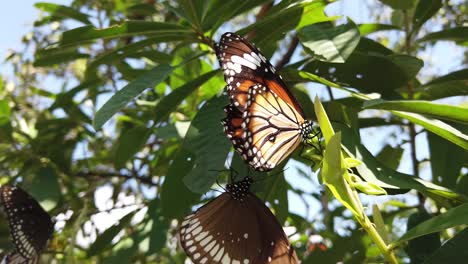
[357,212,399,264]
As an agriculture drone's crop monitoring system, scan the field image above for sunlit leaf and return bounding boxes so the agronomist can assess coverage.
[363,99,468,123]
[299,19,360,63]
[419,27,468,43]
[93,64,173,129]
[396,203,468,244]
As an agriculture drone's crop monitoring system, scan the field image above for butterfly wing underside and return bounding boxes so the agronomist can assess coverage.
[218,32,311,171]
[1,253,38,264]
[0,186,54,260]
[180,193,298,264]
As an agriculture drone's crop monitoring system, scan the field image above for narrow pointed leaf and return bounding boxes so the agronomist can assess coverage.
[396,203,468,244]
[93,64,173,129]
[363,99,468,123]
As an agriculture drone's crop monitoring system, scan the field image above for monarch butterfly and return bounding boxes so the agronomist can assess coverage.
[216,32,316,171]
[180,176,299,264]
[0,185,54,264]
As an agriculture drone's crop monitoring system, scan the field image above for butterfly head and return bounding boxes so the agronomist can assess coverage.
[226,176,253,202]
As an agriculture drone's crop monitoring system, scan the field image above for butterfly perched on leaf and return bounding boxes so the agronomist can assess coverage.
[216,32,317,171]
[0,185,54,264]
[180,176,299,264]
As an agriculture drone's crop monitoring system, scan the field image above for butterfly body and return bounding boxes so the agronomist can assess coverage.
[180,177,299,264]
[217,32,315,171]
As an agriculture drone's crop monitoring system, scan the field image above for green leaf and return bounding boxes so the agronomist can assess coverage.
[387,54,423,79]
[201,0,268,32]
[28,166,61,211]
[405,211,441,263]
[34,2,91,24]
[375,144,404,170]
[396,203,468,244]
[93,64,174,129]
[34,47,89,67]
[343,137,467,202]
[355,37,393,55]
[86,36,187,75]
[415,69,468,100]
[147,200,168,253]
[160,148,200,219]
[412,0,442,33]
[418,27,468,43]
[424,228,468,264]
[379,0,416,10]
[114,125,152,168]
[358,23,401,35]
[87,210,137,257]
[177,0,207,30]
[161,95,230,219]
[153,70,218,123]
[299,20,360,63]
[60,21,196,46]
[363,99,468,123]
[321,133,361,216]
[304,52,420,96]
[391,111,468,150]
[182,95,231,193]
[264,172,289,224]
[0,100,11,126]
[428,132,466,189]
[238,0,334,48]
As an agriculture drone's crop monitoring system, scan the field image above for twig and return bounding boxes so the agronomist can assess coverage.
[276,35,299,71]
[75,171,155,186]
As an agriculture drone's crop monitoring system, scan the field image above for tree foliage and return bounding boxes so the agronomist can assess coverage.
[0,0,467,263]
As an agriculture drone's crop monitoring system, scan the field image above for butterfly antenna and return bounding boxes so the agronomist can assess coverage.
[216,180,227,192]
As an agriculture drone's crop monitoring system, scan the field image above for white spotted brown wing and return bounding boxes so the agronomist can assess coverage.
[179,177,299,264]
[0,185,54,260]
[1,252,38,264]
[215,32,304,116]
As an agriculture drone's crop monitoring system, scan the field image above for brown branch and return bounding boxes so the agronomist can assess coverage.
[246,2,274,40]
[75,171,155,186]
[276,35,299,71]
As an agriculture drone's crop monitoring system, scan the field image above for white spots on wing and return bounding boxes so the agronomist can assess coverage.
[233,260,241,264]
[213,246,225,261]
[193,253,201,260]
[226,61,242,74]
[268,256,272,262]
[186,219,200,233]
[244,260,250,264]
[244,233,249,239]
[210,244,220,257]
[200,235,213,246]
[188,246,196,253]
[271,241,275,246]
[192,226,202,236]
[200,257,208,264]
[231,55,257,70]
[185,240,194,247]
[243,53,261,67]
[205,239,216,252]
[221,253,231,264]
[195,231,208,241]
